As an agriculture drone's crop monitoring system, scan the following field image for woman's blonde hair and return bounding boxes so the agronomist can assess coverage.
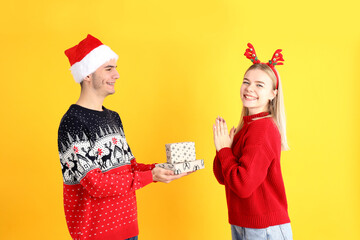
[236,64,289,151]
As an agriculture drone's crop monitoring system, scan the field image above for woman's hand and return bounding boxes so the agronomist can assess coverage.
[213,116,235,152]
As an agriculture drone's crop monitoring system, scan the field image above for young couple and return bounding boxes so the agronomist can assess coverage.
[58,35,292,240]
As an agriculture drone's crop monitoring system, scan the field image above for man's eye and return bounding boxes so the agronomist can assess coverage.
[243,81,249,84]
[106,68,111,71]
[257,84,263,87]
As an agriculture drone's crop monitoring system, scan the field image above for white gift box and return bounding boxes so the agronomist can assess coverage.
[165,142,196,164]
[156,159,205,175]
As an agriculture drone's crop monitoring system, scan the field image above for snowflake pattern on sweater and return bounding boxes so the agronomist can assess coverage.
[59,106,134,184]
[58,104,154,240]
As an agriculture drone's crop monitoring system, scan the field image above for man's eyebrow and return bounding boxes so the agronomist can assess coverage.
[104,65,117,68]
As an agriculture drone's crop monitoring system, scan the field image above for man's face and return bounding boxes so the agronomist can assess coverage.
[88,59,120,97]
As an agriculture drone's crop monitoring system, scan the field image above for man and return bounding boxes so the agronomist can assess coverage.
[58,34,188,240]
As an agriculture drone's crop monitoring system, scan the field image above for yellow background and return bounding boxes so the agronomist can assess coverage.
[1,0,359,239]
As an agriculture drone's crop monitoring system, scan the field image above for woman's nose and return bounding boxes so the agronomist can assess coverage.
[246,83,254,92]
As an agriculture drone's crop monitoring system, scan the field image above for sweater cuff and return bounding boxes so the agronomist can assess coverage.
[217,147,233,160]
[149,163,156,170]
[138,170,154,187]
[217,147,238,168]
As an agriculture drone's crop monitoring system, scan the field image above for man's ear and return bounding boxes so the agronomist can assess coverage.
[83,74,91,83]
[81,74,93,87]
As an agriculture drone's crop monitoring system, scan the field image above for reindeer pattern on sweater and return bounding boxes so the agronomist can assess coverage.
[58,104,134,185]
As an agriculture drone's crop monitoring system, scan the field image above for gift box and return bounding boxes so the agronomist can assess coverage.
[165,142,196,164]
[157,142,205,174]
[156,159,205,175]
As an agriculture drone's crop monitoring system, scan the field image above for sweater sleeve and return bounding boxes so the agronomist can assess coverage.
[213,153,225,185]
[80,164,153,198]
[131,159,156,171]
[217,127,275,198]
[58,115,154,198]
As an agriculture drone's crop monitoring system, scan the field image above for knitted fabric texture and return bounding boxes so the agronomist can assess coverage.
[213,112,290,228]
[58,104,155,240]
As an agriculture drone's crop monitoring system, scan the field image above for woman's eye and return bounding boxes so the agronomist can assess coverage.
[243,81,249,85]
[257,84,263,87]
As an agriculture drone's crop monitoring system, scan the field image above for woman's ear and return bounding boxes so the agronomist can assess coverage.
[270,89,278,101]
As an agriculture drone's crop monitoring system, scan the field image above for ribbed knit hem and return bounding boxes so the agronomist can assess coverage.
[229,211,290,229]
[79,221,139,240]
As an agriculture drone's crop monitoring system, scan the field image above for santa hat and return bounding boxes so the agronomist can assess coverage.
[65,34,118,83]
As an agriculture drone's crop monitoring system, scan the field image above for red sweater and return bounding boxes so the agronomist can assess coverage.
[63,160,154,240]
[213,112,290,228]
[58,105,155,240]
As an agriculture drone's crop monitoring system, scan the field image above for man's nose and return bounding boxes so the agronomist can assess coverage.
[113,69,120,79]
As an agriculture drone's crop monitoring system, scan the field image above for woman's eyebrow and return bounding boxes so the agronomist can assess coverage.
[243,78,265,85]
[255,80,265,84]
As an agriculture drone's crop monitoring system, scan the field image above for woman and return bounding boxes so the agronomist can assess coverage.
[213,43,293,240]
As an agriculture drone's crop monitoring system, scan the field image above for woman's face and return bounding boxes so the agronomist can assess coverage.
[240,69,277,115]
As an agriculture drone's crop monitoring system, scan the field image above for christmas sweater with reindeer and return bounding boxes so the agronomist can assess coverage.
[58,104,155,240]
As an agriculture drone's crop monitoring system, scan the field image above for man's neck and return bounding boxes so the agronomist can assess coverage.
[76,90,105,111]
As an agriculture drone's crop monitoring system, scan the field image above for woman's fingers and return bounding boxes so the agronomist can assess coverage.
[213,124,217,138]
[216,117,221,137]
[223,120,228,136]
[219,117,227,136]
[213,116,234,151]
[215,116,231,137]
[220,118,224,135]
[230,126,235,140]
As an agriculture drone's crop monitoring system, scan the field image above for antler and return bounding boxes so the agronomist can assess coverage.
[267,49,284,89]
[243,43,284,90]
[244,43,261,64]
[268,49,284,67]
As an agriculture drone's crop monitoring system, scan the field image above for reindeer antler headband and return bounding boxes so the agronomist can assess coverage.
[244,43,284,89]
